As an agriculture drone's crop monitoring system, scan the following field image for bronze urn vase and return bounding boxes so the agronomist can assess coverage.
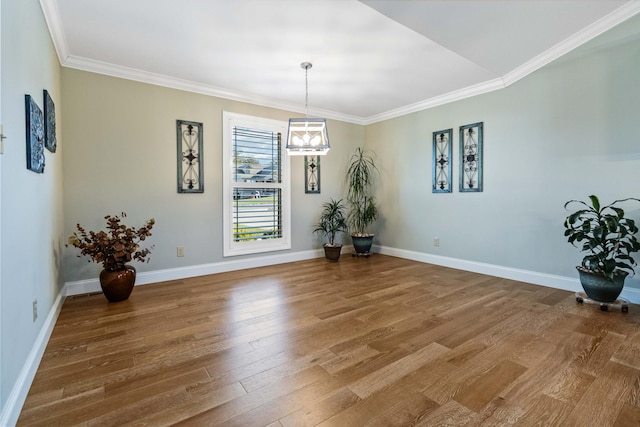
[99,265,137,302]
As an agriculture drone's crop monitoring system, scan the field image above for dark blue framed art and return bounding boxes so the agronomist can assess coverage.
[43,90,57,153]
[25,94,45,173]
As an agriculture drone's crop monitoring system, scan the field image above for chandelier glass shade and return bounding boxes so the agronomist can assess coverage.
[286,62,330,156]
[286,117,329,156]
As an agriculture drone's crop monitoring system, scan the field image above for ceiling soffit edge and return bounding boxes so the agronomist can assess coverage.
[502,0,640,87]
[366,0,640,125]
[41,0,640,126]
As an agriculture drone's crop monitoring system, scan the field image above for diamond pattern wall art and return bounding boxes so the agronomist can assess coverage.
[177,120,204,193]
[432,128,452,193]
[459,122,483,192]
[304,155,320,194]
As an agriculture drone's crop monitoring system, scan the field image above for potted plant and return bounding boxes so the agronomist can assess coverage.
[564,195,640,302]
[67,212,155,302]
[314,198,348,261]
[346,146,379,256]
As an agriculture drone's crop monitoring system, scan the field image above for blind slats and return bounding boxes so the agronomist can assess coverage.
[232,124,282,243]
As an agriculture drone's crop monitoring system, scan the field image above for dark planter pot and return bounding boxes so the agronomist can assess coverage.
[577,266,627,303]
[351,234,374,255]
[323,244,342,262]
[99,265,137,302]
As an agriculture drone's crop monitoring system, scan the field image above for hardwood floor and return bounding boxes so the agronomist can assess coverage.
[17,255,640,426]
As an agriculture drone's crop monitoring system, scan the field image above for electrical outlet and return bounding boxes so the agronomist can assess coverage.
[33,299,38,322]
[177,246,185,257]
[433,237,440,247]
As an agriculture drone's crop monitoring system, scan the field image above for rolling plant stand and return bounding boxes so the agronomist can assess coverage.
[575,292,629,313]
[352,251,371,258]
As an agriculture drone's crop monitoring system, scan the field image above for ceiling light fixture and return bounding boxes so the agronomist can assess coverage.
[286,62,330,156]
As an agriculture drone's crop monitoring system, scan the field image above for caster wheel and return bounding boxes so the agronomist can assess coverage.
[352,253,356,257]
[622,306,629,313]
[600,305,608,312]
[576,297,583,303]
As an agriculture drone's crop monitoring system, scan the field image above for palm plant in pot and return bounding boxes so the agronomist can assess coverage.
[564,195,640,302]
[67,212,155,302]
[314,198,348,261]
[346,147,379,256]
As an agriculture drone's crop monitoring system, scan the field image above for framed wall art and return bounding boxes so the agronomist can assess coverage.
[25,94,45,173]
[304,155,320,193]
[177,119,204,193]
[432,128,452,193]
[43,89,57,153]
[459,122,483,192]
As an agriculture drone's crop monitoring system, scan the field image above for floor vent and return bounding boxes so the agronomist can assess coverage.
[67,291,103,299]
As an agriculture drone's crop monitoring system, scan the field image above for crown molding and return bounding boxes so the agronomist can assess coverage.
[41,0,640,127]
[39,0,69,62]
[362,78,506,125]
[63,55,367,125]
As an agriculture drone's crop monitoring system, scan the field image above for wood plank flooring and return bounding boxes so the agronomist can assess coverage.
[17,254,640,426]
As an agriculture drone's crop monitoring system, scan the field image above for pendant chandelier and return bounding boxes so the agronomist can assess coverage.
[286,62,330,156]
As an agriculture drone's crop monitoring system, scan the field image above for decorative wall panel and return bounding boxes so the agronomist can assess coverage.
[25,94,45,173]
[432,128,452,193]
[304,155,320,194]
[459,122,483,192]
[177,120,204,193]
[43,90,56,153]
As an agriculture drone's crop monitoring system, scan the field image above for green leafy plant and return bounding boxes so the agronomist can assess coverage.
[564,195,640,281]
[314,198,348,246]
[346,147,379,236]
[67,212,155,271]
[234,225,278,242]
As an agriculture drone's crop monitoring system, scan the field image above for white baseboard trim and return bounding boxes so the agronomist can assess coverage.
[374,245,640,304]
[64,248,330,296]
[65,244,640,304]
[0,291,65,427]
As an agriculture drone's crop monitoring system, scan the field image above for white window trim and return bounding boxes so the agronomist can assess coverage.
[222,111,291,257]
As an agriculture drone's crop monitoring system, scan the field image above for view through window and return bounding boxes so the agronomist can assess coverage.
[222,112,290,256]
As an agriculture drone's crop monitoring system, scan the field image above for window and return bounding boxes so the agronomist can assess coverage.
[222,112,290,256]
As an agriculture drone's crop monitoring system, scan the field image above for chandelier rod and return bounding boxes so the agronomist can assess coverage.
[301,62,312,117]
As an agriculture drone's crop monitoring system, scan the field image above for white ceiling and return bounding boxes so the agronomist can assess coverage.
[41,0,640,125]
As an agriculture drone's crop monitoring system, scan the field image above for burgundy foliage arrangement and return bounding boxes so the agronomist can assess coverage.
[68,212,155,271]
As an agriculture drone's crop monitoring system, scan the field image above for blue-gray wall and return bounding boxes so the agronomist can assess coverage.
[366,15,640,292]
[0,0,64,423]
